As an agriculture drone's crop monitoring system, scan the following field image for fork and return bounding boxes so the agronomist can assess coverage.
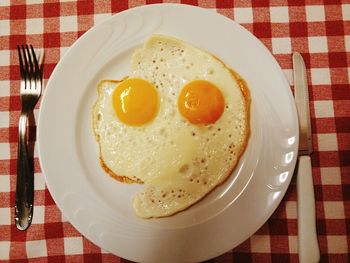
[15,45,43,231]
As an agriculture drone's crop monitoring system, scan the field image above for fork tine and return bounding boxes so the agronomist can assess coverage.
[38,50,44,76]
[38,50,44,66]
[21,45,29,75]
[25,45,34,75]
[30,45,40,78]
[17,45,25,78]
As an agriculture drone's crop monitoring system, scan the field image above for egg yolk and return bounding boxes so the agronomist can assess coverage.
[178,80,224,124]
[112,78,158,126]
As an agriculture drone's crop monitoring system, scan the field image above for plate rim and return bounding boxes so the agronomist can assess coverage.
[38,3,299,262]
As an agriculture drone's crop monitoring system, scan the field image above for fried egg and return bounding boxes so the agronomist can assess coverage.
[93,35,250,218]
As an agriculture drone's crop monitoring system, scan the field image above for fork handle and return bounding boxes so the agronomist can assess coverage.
[15,111,34,231]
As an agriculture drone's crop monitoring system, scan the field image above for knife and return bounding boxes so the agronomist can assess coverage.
[293,52,320,263]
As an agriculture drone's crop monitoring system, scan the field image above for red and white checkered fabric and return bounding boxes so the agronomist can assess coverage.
[0,1,349,262]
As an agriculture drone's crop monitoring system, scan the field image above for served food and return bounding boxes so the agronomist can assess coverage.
[92,35,250,218]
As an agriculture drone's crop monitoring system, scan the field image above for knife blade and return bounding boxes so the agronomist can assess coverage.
[293,52,320,263]
[294,52,313,155]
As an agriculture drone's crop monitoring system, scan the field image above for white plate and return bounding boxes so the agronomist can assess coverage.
[38,4,298,262]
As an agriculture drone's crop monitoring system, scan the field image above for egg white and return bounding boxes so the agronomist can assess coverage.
[93,35,250,218]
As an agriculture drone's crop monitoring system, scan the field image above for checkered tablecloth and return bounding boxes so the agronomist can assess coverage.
[0,0,349,262]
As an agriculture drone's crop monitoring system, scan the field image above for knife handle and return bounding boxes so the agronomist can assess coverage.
[297,156,320,263]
